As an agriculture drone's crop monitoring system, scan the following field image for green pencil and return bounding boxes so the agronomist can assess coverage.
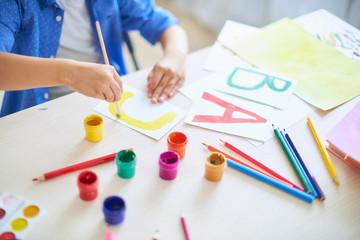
[272,124,312,193]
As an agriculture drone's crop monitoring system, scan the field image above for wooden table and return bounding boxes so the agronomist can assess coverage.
[1,48,360,240]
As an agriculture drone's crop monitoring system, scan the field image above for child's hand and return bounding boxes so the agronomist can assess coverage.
[65,61,123,103]
[146,53,186,104]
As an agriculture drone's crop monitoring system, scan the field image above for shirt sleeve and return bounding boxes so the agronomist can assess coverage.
[119,0,178,45]
[0,0,21,52]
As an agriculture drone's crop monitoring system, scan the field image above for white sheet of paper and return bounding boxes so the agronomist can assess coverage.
[293,9,360,63]
[94,84,186,140]
[180,73,220,100]
[203,20,259,73]
[248,94,317,146]
[181,75,316,145]
[214,67,297,109]
[184,90,273,141]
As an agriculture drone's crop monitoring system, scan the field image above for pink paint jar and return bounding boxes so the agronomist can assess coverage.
[167,132,188,159]
[159,151,180,180]
[77,170,99,201]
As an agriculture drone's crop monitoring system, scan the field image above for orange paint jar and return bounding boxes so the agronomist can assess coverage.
[167,132,188,159]
[205,152,226,181]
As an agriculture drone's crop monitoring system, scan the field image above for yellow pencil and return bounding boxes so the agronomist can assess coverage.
[95,21,122,118]
[307,117,339,185]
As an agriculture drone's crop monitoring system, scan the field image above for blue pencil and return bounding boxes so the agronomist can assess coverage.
[227,159,314,203]
[279,128,317,198]
[272,125,312,193]
[284,129,325,201]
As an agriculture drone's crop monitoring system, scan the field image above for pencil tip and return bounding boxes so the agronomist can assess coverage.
[202,143,207,147]
[32,178,37,182]
[219,139,224,143]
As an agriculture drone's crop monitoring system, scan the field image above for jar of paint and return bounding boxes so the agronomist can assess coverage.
[115,149,137,179]
[103,195,126,225]
[167,132,188,159]
[159,151,180,180]
[84,114,104,142]
[77,170,99,201]
[205,152,226,181]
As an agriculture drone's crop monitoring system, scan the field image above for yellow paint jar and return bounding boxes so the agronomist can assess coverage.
[205,152,226,181]
[84,115,104,142]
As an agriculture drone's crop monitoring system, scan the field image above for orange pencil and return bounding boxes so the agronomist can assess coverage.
[202,143,300,189]
[219,139,304,191]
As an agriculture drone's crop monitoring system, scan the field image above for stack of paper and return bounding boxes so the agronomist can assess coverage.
[181,9,360,144]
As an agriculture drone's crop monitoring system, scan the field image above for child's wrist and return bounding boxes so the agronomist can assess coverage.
[55,58,77,87]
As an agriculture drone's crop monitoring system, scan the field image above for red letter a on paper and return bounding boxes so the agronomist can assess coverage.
[192,92,267,123]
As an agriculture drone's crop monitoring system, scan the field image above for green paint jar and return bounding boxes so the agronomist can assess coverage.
[115,150,137,179]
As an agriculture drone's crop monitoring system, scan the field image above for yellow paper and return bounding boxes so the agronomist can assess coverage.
[228,18,360,110]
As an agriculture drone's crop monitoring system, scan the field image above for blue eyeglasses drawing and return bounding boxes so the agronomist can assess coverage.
[227,67,292,92]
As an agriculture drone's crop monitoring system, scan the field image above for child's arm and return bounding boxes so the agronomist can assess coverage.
[0,52,122,103]
[146,25,188,103]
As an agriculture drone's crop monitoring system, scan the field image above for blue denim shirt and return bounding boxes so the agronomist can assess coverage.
[0,0,177,117]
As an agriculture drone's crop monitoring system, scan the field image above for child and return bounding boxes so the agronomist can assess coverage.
[0,0,188,117]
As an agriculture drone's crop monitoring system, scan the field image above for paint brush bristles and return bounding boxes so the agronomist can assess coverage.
[115,103,121,118]
[95,20,121,117]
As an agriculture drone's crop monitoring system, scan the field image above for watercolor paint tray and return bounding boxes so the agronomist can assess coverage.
[0,192,45,240]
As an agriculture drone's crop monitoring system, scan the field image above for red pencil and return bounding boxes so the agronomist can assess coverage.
[202,143,297,188]
[219,139,304,191]
[32,152,117,181]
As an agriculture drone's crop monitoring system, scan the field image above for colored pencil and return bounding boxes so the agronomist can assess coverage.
[284,129,325,201]
[307,117,340,185]
[272,125,312,193]
[219,139,304,191]
[227,159,314,203]
[280,129,317,198]
[202,143,302,189]
[95,21,121,117]
[279,128,316,196]
[32,152,117,181]
[181,212,190,240]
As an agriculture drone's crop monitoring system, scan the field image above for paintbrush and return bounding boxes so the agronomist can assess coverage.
[95,21,121,118]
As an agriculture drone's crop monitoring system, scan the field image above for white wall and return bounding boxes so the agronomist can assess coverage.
[173,0,360,32]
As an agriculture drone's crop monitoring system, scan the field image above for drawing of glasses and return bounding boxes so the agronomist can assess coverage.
[227,67,292,92]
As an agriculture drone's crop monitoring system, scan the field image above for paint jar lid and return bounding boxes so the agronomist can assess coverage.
[167,132,188,145]
[159,151,180,169]
[116,149,136,163]
[84,114,103,128]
